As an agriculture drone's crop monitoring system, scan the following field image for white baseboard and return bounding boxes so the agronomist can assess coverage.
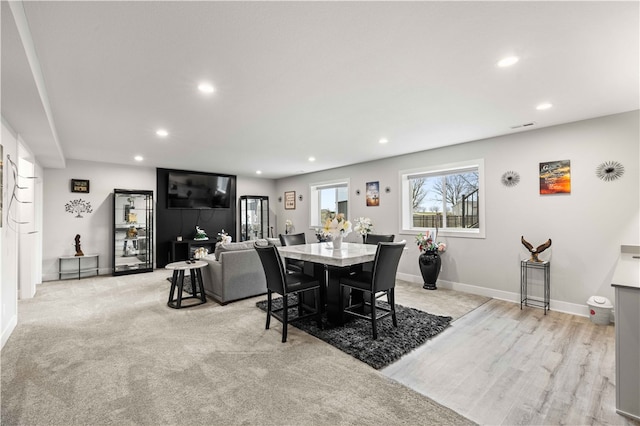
[397,272,591,319]
[1,314,17,350]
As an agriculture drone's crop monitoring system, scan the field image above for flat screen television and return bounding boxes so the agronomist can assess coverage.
[167,171,233,209]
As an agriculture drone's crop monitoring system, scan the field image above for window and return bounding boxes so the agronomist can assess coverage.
[400,159,484,238]
[310,179,349,228]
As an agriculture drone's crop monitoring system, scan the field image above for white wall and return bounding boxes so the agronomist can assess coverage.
[1,120,43,348]
[42,160,156,281]
[236,176,278,238]
[274,111,640,315]
[1,121,19,348]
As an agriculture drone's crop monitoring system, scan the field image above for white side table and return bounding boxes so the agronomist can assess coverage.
[165,260,208,309]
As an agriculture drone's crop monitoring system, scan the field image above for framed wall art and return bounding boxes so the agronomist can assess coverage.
[71,178,90,193]
[539,160,571,194]
[284,191,296,210]
[366,181,380,206]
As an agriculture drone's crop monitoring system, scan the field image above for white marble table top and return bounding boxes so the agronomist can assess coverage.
[165,260,208,271]
[277,242,378,267]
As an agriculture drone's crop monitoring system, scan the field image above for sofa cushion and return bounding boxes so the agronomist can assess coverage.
[214,241,254,260]
[213,238,283,260]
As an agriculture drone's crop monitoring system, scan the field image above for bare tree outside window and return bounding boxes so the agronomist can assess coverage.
[409,170,479,230]
[410,177,429,211]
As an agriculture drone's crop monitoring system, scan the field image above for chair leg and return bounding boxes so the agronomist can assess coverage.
[370,291,378,340]
[266,291,272,330]
[315,288,322,328]
[389,289,398,327]
[282,293,289,343]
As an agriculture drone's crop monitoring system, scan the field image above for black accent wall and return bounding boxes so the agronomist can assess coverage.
[156,168,236,267]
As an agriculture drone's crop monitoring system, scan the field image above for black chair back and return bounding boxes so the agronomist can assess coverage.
[371,241,405,292]
[279,233,306,246]
[254,243,286,295]
[365,234,395,245]
[279,233,307,274]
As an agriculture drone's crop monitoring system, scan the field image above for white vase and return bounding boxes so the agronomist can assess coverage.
[332,235,343,250]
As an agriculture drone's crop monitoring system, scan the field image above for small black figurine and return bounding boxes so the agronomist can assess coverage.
[74,234,84,257]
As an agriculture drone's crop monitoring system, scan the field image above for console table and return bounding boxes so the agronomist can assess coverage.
[59,254,99,280]
[170,239,216,262]
[520,260,550,314]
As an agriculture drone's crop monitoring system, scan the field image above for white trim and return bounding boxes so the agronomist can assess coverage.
[1,314,17,350]
[397,272,592,318]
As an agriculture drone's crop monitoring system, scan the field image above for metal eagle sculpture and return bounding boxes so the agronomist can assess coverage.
[521,236,552,262]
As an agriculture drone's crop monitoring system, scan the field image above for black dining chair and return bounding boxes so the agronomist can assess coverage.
[364,234,395,245]
[254,242,323,343]
[361,233,395,273]
[339,241,405,339]
[279,233,306,274]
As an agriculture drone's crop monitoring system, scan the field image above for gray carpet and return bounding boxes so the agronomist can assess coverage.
[256,296,452,369]
[1,270,479,425]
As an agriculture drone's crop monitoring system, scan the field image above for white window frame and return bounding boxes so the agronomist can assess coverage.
[399,159,485,238]
[309,178,350,228]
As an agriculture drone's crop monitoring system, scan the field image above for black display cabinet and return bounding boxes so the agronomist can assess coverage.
[240,196,269,241]
[113,189,154,275]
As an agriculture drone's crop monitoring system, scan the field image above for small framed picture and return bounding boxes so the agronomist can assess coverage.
[539,160,571,194]
[284,191,296,210]
[71,179,90,193]
[366,181,380,206]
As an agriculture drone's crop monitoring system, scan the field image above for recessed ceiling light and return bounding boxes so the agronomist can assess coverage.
[134,155,143,162]
[308,156,316,162]
[497,56,519,67]
[536,103,553,110]
[256,170,262,175]
[156,129,168,137]
[379,138,388,144]
[198,83,215,94]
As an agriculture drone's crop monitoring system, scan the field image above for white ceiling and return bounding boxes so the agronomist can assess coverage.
[2,1,638,179]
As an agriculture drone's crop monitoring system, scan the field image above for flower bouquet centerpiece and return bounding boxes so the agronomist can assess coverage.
[285,219,293,235]
[322,213,352,249]
[353,217,373,243]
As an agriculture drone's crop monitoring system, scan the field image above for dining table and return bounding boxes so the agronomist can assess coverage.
[277,242,378,324]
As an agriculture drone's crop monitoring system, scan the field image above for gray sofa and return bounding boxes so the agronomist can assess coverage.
[200,239,279,304]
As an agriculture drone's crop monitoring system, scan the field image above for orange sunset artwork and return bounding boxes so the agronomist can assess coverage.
[539,160,571,194]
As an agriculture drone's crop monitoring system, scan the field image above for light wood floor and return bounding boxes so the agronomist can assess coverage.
[383,298,639,426]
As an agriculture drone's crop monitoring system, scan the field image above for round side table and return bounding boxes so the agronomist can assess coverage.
[165,260,208,309]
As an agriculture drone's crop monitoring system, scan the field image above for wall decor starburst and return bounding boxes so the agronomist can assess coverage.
[596,161,624,182]
[501,171,520,187]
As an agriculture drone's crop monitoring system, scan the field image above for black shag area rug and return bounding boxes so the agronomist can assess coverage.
[166,276,193,294]
[256,295,452,369]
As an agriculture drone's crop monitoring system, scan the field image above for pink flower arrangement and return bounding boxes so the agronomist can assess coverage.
[415,231,446,254]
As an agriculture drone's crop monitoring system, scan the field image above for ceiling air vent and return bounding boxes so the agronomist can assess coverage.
[510,122,536,130]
